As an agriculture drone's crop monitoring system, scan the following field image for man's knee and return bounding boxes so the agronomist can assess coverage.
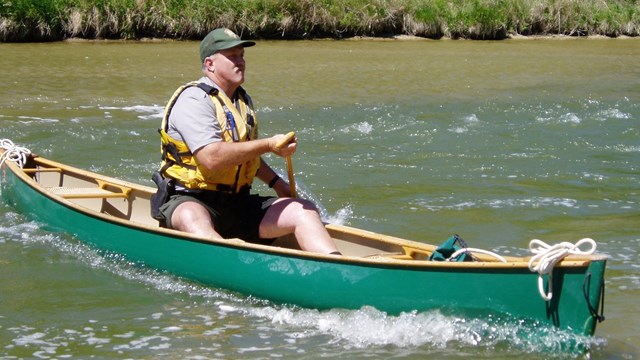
[291,199,323,223]
[295,198,319,212]
[172,201,211,230]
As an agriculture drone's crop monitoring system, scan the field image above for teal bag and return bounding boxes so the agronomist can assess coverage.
[429,234,472,262]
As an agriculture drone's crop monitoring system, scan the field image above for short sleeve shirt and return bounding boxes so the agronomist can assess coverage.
[166,77,223,153]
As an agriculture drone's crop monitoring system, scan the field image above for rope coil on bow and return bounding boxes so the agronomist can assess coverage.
[0,139,32,168]
[528,238,597,301]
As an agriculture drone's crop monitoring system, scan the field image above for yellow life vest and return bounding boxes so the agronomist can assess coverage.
[158,81,260,192]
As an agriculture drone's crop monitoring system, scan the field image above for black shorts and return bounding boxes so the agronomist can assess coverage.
[158,189,278,244]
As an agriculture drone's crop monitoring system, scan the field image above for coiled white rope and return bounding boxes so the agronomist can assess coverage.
[449,247,507,262]
[0,139,31,168]
[528,238,598,301]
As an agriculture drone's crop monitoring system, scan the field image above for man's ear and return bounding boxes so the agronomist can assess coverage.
[204,57,215,72]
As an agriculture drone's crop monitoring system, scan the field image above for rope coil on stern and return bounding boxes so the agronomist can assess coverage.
[1,139,32,168]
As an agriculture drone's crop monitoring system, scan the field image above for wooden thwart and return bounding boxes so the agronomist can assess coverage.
[22,167,128,199]
[48,186,130,199]
[23,167,62,174]
[48,180,131,200]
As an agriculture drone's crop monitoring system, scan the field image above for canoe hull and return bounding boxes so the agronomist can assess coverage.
[0,156,606,336]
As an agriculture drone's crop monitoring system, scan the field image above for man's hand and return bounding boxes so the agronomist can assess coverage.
[270,132,297,157]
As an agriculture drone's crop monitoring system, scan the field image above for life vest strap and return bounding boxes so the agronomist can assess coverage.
[197,82,217,95]
[159,129,197,173]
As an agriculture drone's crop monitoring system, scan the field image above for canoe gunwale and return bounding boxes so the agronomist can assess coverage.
[1,153,606,270]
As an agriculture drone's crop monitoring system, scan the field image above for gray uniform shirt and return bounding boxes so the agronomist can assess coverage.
[166,77,223,154]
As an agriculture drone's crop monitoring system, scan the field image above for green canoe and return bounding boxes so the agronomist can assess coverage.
[0,149,607,336]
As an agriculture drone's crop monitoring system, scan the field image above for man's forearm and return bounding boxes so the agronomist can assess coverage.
[194,139,271,170]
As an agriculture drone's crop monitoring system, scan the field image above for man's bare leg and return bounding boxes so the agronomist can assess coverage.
[260,198,341,254]
[170,201,222,238]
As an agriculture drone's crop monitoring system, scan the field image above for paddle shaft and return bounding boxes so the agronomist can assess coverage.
[275,132,297,198]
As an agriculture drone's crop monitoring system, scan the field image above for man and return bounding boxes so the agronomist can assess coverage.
[155,28,341,255]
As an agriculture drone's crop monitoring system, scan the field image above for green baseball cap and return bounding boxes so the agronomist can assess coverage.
[199,28,256,63]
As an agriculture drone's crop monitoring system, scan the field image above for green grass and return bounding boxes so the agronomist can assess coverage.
[1,0,639,41]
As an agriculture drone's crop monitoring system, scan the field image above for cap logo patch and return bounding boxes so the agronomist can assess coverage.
[224,29,239,39]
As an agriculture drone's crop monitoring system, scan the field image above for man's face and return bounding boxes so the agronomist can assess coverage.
[211,46,246,87]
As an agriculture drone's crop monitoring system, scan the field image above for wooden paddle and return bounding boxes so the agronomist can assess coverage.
[275,131,297,198]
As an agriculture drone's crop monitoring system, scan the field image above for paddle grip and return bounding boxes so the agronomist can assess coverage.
[275,131,296,149]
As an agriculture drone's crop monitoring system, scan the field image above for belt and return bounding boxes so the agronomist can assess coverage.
[176,186,251,206]
[176,183,251,196]
[214,184,251,194]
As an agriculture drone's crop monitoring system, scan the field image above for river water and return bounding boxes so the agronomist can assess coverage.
[0,38,638,359]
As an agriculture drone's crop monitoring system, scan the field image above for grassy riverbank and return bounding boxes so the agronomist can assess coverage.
[1,0,639,42]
